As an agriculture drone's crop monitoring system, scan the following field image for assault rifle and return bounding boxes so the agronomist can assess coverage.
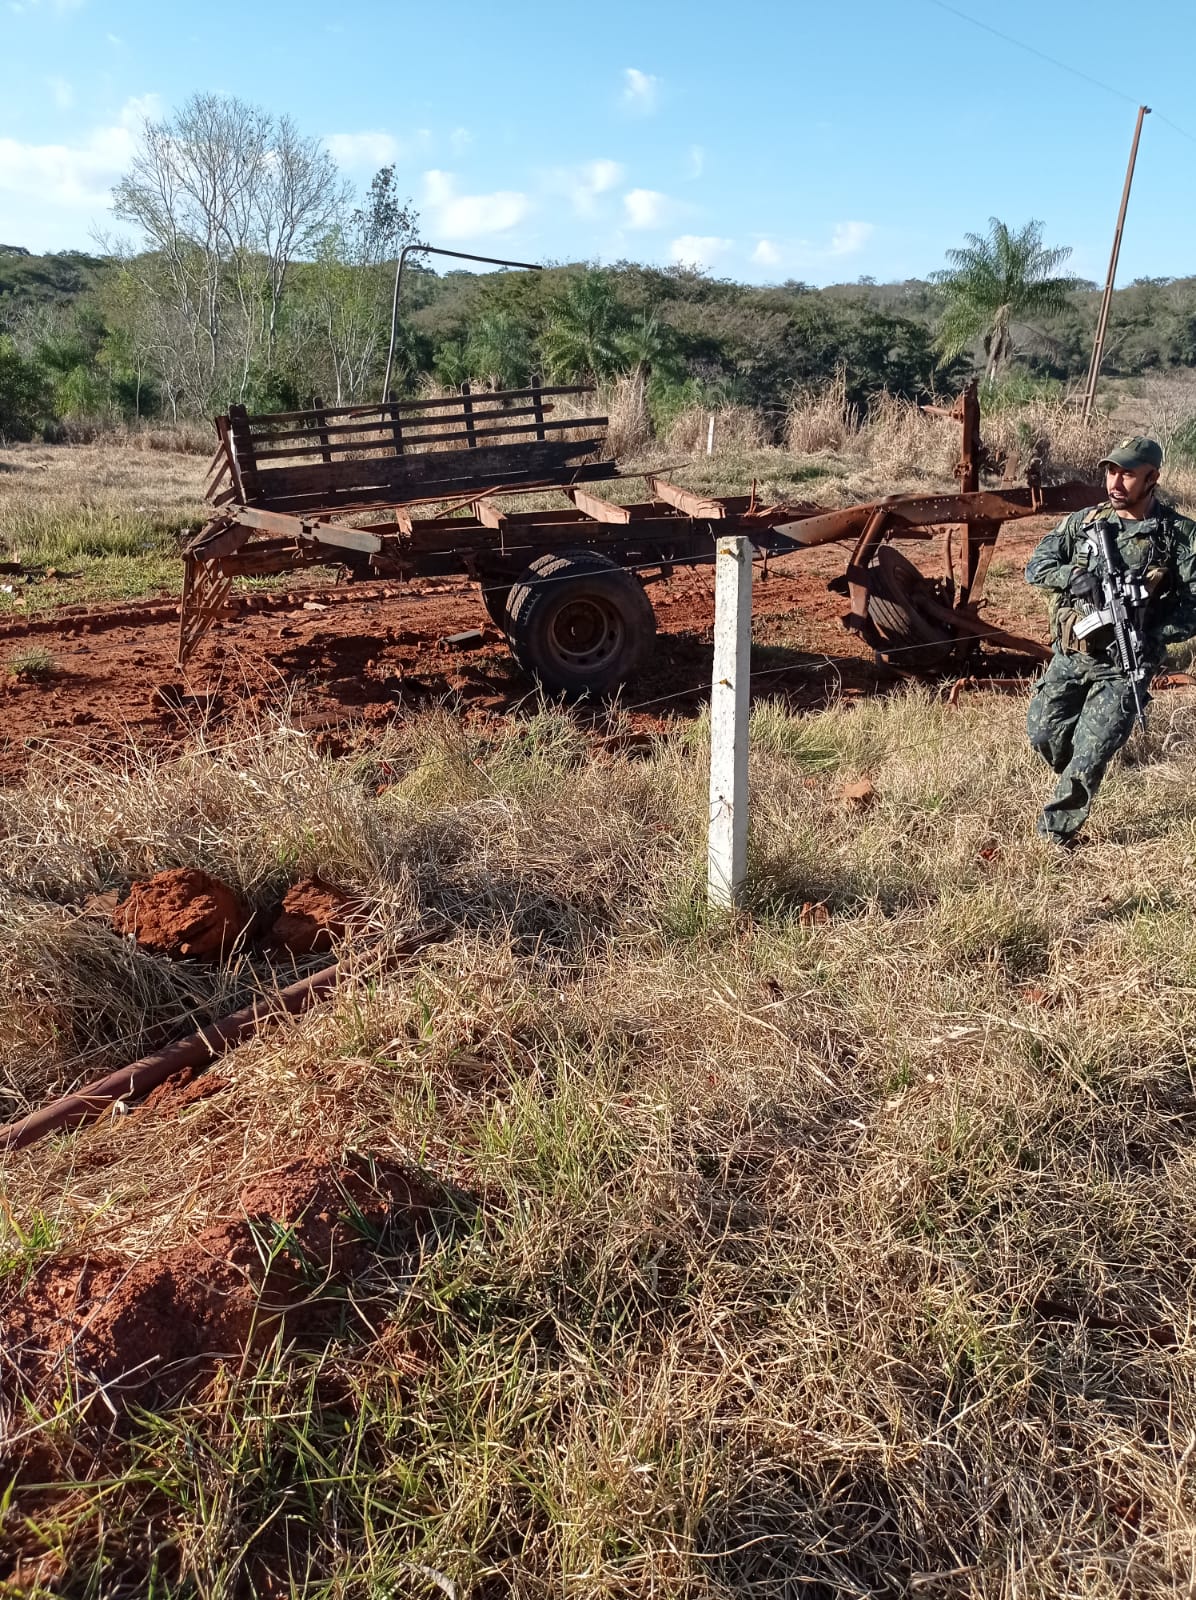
[1073,519,1150,727]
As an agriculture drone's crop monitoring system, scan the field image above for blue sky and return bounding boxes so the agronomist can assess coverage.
[2,0,1194,287]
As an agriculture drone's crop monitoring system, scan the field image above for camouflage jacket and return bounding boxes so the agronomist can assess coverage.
[1025,499,1196,664]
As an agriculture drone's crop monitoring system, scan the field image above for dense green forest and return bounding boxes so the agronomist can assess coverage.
[2,91,1195,447]
[6,234,1195,444]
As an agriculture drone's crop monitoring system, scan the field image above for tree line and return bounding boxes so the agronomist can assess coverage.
[2,92,1195,442]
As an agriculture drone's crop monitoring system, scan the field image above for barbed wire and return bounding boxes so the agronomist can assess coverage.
[472,546,725,600]
[622,626,1036,716]
[455,541,1044,714]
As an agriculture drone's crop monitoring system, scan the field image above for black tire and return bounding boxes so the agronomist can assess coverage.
[506,550,656,697]
[477,578,512,631]
[864,546,957,671]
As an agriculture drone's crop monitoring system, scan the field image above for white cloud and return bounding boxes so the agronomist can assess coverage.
[623,187,675,229]
[829,220,874,256]
[120,93,163,127]
[423,169,531,238]
[670,234,733,270]
[46,75,73,109]
[0,94,157,209]
[449,126,472,153]
[325,131,401,168]
[686,144,705,180]
[562,157,622,216]
[325,128,432,170]
[622,67,659,114]
[746,222,877,275]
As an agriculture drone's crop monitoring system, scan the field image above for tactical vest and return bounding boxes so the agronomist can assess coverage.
[1053,501,1178,657]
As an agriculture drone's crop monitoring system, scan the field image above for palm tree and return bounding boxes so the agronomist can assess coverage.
[616,310,667,377]
[464,312,532,391]
[933,218,1079,383]
[433,338,471,390]
[538,270,629,384]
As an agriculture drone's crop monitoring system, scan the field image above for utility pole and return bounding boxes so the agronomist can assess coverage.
[1081,105,1150,424]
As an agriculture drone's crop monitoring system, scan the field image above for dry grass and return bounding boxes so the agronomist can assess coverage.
[784,368,859,455]
[666,403,771,455]
[1104,370,1196,445]
[981,397,1109,483]
[855,391,961,482]
[0,440,207,612]
[779,383,1196,511]
[600,370,653,457]
[44,419,216,455]
[5,688,1196,1596]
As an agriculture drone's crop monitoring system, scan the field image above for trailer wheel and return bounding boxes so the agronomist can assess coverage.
[477,578,512,631]
[861,546,959,671]
[506,550,656,697]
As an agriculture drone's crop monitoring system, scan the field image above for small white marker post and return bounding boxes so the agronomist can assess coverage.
[706,413,716,455]
[708,534,753,909]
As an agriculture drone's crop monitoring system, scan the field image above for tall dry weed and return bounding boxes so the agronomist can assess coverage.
[43,419,215,455]
[600,370,653,457]
[784,367,858,454]
[981,398,1106,484]
[665,403,769,454]
[856,392,960,481]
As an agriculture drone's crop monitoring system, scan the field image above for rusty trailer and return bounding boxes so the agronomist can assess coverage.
[181,380,1095,696]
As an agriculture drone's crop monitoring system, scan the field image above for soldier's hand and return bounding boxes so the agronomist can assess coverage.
[1067,568,1102,603]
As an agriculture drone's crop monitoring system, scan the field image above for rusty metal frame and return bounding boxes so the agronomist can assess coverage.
[180,384,1098,676]
[178,548,235,664]
[771,381,1094,669]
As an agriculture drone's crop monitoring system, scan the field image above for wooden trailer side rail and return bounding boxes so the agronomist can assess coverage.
[213,384,610,512]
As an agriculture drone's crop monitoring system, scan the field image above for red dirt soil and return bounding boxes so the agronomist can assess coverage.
[0,525,1061,783]
[267,874,364,956]
[112,866,250,960]
[0,1155,444,1423]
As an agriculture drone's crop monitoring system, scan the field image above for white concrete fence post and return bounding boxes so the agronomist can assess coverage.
[708,534,753,909]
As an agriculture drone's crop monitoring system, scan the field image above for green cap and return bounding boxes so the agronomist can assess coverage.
[1099,435,1163,471]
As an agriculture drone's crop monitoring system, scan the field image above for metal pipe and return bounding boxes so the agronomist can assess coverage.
[1081,105,1150,424]
[1,926,445,1155]
[0,966,342,1155]
[381,244,543,404]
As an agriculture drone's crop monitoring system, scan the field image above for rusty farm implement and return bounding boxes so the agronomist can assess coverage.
[180,379,1094,696]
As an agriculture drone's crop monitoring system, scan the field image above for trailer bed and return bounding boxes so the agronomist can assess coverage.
[182,382,1096,693]
[182,386,815,691]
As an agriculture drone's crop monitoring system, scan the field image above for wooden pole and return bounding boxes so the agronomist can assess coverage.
[461,380,477,448]
[708,535,753,908]
[1081,105,1150,424]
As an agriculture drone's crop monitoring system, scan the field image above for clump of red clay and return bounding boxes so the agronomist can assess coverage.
[112,866,249,960]
[267,874,365,956]
[0,1156,443,1420]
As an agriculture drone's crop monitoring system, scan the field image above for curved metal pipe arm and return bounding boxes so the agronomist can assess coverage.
[381,244,543,401]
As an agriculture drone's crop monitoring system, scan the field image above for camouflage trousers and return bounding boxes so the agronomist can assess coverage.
[1026,651,1148,841]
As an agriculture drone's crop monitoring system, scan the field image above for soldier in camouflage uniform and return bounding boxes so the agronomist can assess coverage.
[1025,436,1196,846]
